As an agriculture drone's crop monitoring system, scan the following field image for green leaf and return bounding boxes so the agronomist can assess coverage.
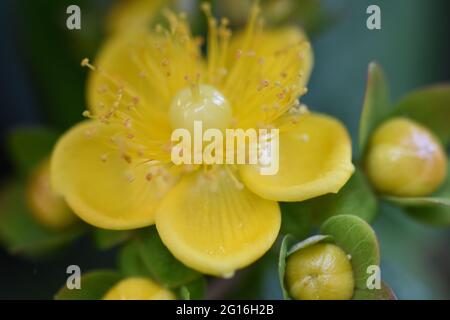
[178,286,191,300]
[117,240,152,278]
[358,62,391,156]
[17,0,103,129]
[278,234,294,300]
[383,162,450,225]
[405,205,450,226]
[136,227,201,288]
[313,168,378,224]
[280,202,313,239]
[320,215,380,289]
[7,127,60,176]
[0,182,84,259]
[353,281,397,300]
[287,235,333,256]
[392,84,450,146]
[280,168,378,228]
[262,0,338,35]
[384,196,450,207]
[92,228,132,250]
[178,277,207,300]
[55,270,122,300]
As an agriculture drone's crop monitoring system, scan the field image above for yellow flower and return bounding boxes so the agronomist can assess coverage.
[285,243,354,300]
[103,277,175,300]
[51,4,353,276]
[27,158,78,230]
[366,117,447,197]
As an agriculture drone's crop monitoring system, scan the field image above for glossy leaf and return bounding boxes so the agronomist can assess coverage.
[392,84,450,146]
[136,227,201,288]
[55,270,122,300]
[358,62,391,156]
[353,281,397,300]
[383,162,450,225]
[320,215,380,289]
[117,240,151,278]
[278,234,294,300]
[7,127,59,176]
[0,182,84,258]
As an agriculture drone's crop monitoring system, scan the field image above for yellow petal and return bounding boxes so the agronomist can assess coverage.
[155,166,280,276]
[51,121,177,230]
[221,26,313,127]
[229,26,313,86]
[240,113,354,202]
[103,277,175,300]
[86,27,205,140]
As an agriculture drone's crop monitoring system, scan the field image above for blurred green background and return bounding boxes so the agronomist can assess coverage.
[0,0,449,299]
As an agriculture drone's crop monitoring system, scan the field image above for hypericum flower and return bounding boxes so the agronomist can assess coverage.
[285,243,354,300]
[27,158,78,230]
[51,4,353,276]
[102,277,175,300]
[366,117,447,197]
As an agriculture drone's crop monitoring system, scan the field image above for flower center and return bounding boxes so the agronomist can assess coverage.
[169,84,232,132]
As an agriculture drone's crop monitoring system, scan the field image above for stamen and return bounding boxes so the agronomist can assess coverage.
[122,153,132,164]
[81,58,95,70]
[184,74,201,100]
[82,110,92,118]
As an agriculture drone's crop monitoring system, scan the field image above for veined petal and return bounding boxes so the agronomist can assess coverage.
[51,121,177,230]
[221,26,313,127]
[240,113,354,202]
[155,166,281,277]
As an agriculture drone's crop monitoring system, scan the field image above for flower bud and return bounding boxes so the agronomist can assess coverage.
[102,277,175,300]
[27,159,77,230]
[285,243,354,300]
[366,117,447,197]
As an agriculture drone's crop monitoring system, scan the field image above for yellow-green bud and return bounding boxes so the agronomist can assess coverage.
[102,277,176,300]
[27,159,78,230]
[366,117,447,197]
[285,243,354,300]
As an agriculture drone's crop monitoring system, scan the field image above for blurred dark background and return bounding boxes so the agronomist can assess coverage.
[0,0,449,299]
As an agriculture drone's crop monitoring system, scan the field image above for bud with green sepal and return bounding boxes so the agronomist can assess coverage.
[279,215,396,300]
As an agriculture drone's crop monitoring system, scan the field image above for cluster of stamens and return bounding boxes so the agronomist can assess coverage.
[80,2,311,188]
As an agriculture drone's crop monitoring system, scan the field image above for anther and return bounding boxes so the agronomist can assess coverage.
[82,110,92,118]
[100,153,109,163]
[122,154,132,164]
[81,58,95,71]
[257,79,270,91]
[124,171,135,183]
[124,118,132,129]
